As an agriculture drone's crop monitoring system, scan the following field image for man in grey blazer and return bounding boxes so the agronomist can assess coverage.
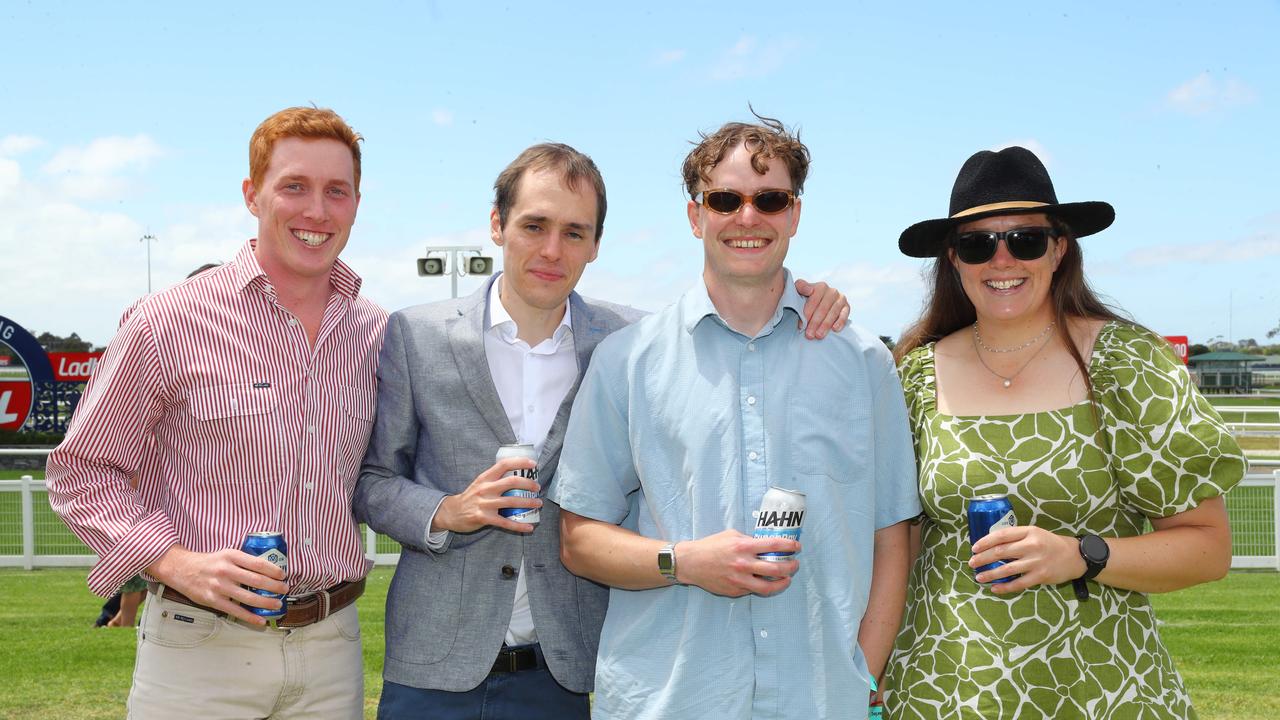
[355,143,849,719]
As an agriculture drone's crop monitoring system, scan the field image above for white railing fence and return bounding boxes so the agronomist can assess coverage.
[1,447,403,569]
[3,452,1278,572]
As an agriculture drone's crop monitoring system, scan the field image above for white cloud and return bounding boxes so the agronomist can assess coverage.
[0,135,44,156]
[653,49,685,66]
[1124,232,1280,268]
[709,35,799,81]
[432,109,454,126]
[994,139,1052,168]
[0,158,20,198]
[38,134,164,201]
[43,134,162,176]
[1166,72,1259,115]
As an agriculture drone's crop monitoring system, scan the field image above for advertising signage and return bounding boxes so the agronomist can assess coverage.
[0,314,100,432]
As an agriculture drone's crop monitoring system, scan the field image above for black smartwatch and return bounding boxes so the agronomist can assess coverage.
[1073,534,1110,601]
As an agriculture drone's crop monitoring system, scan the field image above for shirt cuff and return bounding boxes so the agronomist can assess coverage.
[86,509,179,597]
[423,499,451,553]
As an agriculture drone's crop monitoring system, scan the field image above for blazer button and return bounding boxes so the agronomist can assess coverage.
[501,564,516,579]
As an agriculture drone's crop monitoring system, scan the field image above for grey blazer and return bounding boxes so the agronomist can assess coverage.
[354,275,643,693]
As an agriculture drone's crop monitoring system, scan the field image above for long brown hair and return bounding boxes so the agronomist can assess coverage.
[895,217,1134,401]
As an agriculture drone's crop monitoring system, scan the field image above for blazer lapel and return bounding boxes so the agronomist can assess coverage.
[447,278,517,445]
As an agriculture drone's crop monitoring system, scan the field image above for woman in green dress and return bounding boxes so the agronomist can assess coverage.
[882,146,1245,719]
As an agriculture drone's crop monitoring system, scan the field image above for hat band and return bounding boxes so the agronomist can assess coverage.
[951,201,1049,219]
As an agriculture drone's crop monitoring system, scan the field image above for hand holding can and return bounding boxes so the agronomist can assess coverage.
[496,444,540,526]
[967,495,1019,585]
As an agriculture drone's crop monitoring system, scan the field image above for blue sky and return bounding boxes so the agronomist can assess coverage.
[1,1,1276,348]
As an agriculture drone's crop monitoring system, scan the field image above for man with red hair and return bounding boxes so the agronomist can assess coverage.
[48,106,385,719]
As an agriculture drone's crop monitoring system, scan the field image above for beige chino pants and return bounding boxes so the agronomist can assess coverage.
[127,589,363,720]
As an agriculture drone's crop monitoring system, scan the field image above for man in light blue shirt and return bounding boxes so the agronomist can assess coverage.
[552,115,921,719]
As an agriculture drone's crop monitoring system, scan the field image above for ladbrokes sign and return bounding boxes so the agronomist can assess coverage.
[0,315,99,432]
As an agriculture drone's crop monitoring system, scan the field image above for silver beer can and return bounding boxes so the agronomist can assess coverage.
[496,443,539,525]
[753,486,806,562]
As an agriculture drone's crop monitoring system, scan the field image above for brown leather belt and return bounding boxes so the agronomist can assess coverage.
[147,578,365,628]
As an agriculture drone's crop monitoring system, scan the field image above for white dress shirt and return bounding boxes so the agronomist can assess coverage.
[486,277,577,645]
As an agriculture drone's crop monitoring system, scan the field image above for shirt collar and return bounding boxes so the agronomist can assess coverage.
[485,272,573,345]
[231,239,363,300]
[681,269,806,337]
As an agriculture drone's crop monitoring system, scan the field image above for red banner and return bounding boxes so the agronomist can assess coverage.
[0,379,33,430]
[1163,336,1189,365]
[48,352,105,382]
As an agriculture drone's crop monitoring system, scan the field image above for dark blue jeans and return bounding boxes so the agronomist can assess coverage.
[377,644,590,720]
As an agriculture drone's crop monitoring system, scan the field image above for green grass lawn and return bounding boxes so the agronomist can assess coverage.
[0,567,1275,719]
[1239,436,1280,452]
[1208,396,1280,407]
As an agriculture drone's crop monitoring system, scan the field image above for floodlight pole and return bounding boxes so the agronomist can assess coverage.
[422,245,484,299]
[140,233,157,293]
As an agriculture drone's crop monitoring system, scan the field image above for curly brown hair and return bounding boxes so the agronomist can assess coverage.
[681,111,810,199]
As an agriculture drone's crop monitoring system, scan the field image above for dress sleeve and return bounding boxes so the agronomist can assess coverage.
[896,345,934,456]
[1092,324,1246,518]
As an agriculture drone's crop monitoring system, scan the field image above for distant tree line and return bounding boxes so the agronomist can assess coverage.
[35,332,104,354]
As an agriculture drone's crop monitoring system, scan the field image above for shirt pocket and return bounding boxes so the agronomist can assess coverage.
[184,384,281,482]
[786,389,871,485]
[187,383,278,421]
[336,385,376,485]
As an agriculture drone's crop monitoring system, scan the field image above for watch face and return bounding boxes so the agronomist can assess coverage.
[1081,535,1109,563]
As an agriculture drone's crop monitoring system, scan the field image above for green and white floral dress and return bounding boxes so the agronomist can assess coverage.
[884,322,1245,719]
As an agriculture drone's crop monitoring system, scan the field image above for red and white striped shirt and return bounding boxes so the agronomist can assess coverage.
[47,240,387,597]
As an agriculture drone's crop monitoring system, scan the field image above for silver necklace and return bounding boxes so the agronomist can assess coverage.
[973,321,1055,353]
[972,326,1055,388]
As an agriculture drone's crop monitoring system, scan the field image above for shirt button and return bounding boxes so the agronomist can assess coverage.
[760,630,768,638]
[288,318,298,326]
[746,396,756,406]
[501,565,517,579]
[304,537,313,547]
[748,451,759,461]
[304,482,315,491]
[747,342,756,352]
[307,425,316,433]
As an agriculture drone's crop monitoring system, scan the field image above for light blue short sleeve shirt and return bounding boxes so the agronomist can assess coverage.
[550,271,921,720]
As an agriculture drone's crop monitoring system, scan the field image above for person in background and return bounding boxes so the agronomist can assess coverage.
[884,146,1245,718]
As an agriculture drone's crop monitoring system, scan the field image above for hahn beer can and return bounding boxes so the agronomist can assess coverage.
[967,494,1017,584]
[240,531,287,618]
[753,486,806,563]
[496,443,540,525]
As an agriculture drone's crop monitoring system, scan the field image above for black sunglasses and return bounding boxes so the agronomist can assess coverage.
[695,188,796,215]
[952,227,1056,264]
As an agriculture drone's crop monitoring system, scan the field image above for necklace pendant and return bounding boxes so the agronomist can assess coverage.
[1002,379,1012,388]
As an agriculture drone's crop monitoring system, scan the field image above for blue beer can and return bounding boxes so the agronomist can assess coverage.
[240,531,288,617]
[966,495,1018,584]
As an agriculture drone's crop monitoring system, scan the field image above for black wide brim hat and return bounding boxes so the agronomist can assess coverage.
[898,146,1115,258]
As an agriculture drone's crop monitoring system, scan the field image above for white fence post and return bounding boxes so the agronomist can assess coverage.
[1274,470,1280,572]
[21,474,35,571]
[366,524,378,564]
